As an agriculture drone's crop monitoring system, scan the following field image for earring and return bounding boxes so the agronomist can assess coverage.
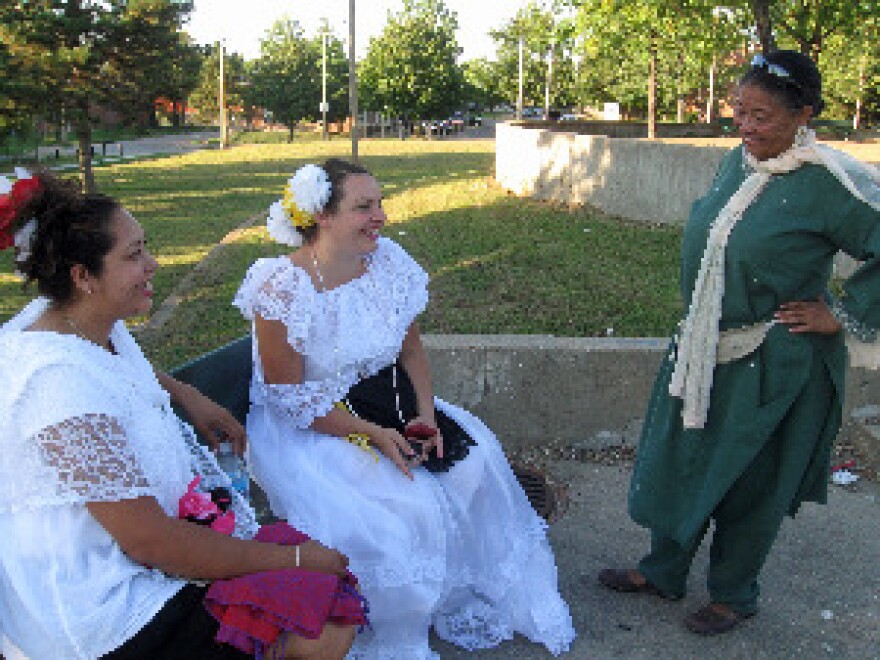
[794,125,811,147]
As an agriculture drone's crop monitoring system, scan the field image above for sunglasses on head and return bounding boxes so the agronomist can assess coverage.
[750,54,801,89]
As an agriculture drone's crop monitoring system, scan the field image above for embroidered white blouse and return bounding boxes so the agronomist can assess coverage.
[0,298,256,659]
[233,237,429,428]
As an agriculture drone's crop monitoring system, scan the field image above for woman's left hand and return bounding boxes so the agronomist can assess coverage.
[775,297,842,335]
[184,388,247,455]
[406,414,444,462]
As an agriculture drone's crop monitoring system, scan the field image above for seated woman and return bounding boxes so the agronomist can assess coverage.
[0,170,367,659]
[234,159,576,658]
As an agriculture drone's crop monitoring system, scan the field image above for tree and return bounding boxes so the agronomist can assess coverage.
[159,36,206,127]
[359,0,465,120]
[490,3,558,111]
[0,0,193,192]
[572,0,746,134]
[461,58,505,111]
[819,15,880,127]
[245,18,321,141]
[188,46,248,127]
[770,0,880,63]
[750,0,774,53]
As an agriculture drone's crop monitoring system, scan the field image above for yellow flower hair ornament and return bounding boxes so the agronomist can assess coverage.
[266,164,332,247]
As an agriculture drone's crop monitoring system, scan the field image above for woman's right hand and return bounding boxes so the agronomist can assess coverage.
[369,426,417,480]
[297,539,350,577]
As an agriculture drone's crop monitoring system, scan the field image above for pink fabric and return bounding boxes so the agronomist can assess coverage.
[204,522,369,656]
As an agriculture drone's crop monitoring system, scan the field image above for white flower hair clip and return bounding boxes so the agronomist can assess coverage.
[266,164,332,247]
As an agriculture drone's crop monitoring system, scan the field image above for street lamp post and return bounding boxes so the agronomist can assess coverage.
[321,30,329,141]
[348,0,358,162]
[517,35,524,120]
[544,39,554,120]
[219,39,228,149]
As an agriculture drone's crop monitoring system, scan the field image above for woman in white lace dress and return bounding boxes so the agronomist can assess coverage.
[234,159,576,659]
[0,171,364,659]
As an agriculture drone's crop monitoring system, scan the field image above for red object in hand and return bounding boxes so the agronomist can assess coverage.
[404,422,437,440]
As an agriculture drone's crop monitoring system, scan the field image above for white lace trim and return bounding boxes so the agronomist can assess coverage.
[670,130,880,428]
[433,601,514,651]
[250,379,349,429]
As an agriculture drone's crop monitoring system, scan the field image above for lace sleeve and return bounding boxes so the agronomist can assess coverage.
[233,258,315,353]
[373,239,429,329]
[0,413,155,513]
[251,377,351,429]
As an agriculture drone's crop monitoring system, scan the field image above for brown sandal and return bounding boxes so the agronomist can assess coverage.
[684,603,755,636]
[597,568,682,601]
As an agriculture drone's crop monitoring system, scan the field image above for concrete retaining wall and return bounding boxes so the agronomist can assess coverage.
[423,334,880,456]
[496,122,729,225]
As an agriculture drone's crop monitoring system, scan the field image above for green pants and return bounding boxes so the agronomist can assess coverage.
[637,440,786,615]
[637,363,835,615]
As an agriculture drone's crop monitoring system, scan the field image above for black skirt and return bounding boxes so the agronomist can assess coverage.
[344,363,475,472]
[101,585,249,660]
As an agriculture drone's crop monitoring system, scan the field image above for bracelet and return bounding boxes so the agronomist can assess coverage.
[295,544,300,568]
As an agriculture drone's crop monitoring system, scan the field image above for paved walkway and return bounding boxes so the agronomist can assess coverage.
[33,130,219,162]
[433,460,879,659]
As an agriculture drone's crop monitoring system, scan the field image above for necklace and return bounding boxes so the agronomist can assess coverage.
[64,314,108,349]
[311,250,403,460]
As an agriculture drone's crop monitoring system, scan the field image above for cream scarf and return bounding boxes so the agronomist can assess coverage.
[669,128,880,429]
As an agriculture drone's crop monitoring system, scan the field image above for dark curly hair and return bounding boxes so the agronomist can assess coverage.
[296,158,372,244]
[12,171,119,303]
[740,50,825,118]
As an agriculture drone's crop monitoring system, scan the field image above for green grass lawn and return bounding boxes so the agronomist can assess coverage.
[1,138,684,368]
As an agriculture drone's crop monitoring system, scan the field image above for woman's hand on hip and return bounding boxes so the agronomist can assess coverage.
[775,297,842,335]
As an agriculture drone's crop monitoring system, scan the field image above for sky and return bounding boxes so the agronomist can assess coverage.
[186,0,536,62]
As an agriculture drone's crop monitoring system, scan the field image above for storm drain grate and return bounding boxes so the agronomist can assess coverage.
[511,462,566,523]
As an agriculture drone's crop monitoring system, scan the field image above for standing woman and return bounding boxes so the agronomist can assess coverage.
[0,171,366,659]
[599,51,880,635]
[234,159,575,658]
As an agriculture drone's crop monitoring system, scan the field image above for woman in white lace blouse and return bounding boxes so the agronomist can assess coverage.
[0,171,363,659]
[234,159,576,659]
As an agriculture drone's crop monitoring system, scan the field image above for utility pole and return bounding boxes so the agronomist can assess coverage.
[517,35,524,120]
[219,39,228,149]
[349,0,358,162]
[322,30,329,141]
[544,39,554,120]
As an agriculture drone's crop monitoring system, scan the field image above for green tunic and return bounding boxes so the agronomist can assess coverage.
[629,146,880,549]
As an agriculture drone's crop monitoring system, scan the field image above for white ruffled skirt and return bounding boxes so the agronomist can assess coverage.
[247,397,575,659]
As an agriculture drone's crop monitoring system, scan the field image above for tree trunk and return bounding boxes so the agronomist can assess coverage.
[751,0,774,53]
[76,121,96,193]
[287,122,295,143]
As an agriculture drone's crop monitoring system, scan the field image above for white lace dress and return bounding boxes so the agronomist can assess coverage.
[234,238,575,659]
[0,298,257,660]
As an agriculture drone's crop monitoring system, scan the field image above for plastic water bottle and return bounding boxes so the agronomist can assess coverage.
[215,442,250,501]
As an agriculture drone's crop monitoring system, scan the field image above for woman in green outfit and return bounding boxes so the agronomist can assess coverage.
[599,50,880,636]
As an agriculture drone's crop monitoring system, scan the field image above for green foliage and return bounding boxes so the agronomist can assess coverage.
[572,0,747,118]
[769,0,880,63]
[0,0,194,189]
[460,59,500,111]
[245,19,319,137]
[359,0,465,118]
[188,46,249,125]
[490,3,559,109]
